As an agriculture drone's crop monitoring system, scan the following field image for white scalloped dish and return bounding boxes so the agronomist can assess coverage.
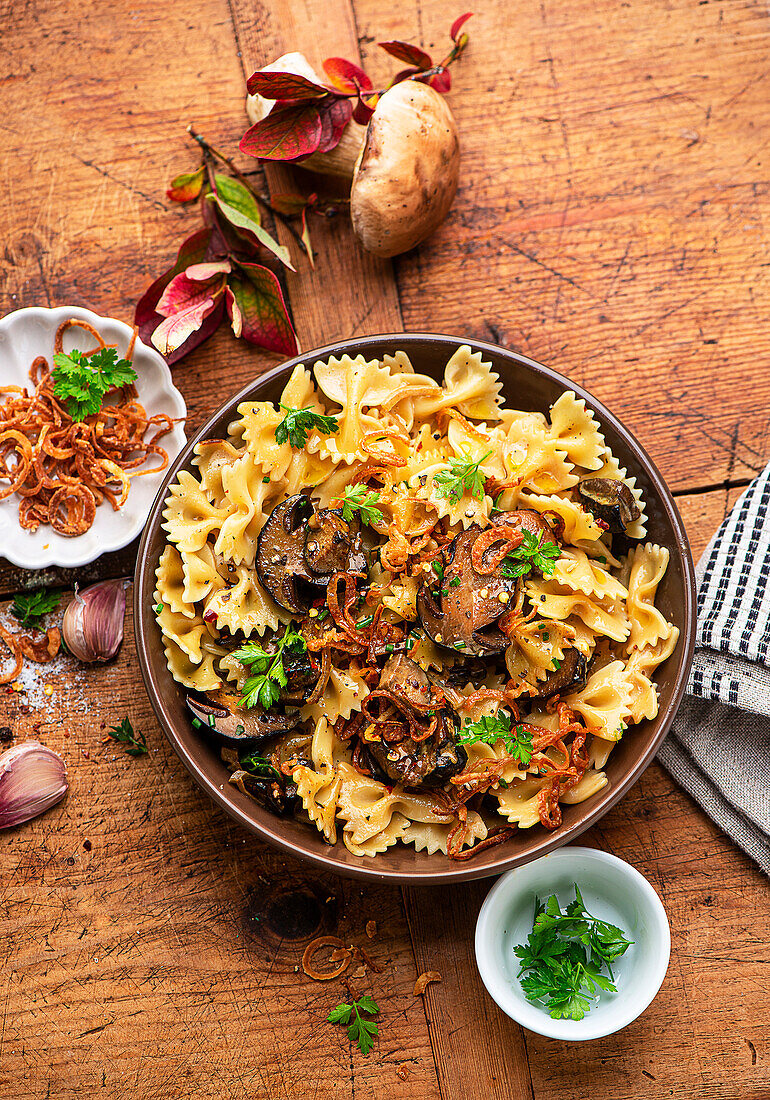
[0,305,187,569]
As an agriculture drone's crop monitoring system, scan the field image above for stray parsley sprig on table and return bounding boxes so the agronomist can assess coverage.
[105,717,148,757]
[456,713,533,767]
[338,484,384,527]
[275,404,339,449]
[52,347,138,422]
[434,449,491,503]
[327,995,379,1055]
[500,530,561,580]
[234,622,307,711]
[514,885,633,1021]
[11,588,63,628]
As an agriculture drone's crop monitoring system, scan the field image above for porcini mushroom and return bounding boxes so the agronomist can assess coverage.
[350,80,460,257]
[245,55,461,257]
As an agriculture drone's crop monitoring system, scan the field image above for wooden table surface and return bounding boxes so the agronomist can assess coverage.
[1,0,769,1097]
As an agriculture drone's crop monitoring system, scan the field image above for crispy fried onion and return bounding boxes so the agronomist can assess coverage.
[327,572,369,649]
[361,688,439,745]
[302,646,332,706]
[301,936,352,981]
[361,427,408,467]
[0,319,175,536]
[471,523,526,575]
[0,623,60,685]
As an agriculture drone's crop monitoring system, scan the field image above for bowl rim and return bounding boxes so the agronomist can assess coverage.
[474,845,672,1039]
[133,331,697,885]
[0,304,187,568]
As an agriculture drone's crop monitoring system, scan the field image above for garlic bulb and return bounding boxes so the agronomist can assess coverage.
[61,578,126,663]
[0,741,68,829]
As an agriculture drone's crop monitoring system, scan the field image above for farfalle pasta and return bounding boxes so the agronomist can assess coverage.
[154,344,679,860]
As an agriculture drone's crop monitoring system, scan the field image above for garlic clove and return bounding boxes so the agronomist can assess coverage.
[0,741,68,829]
[61,578,126,663]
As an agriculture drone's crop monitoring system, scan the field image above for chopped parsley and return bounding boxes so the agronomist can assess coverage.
[239,748,280,779]
[338,484,384,527]
[275,404,339,448]
[434,449,491,503]
[105,717,148,757]
[52,346,138,422]
[327,995,379,1055]
[500,530,561,580]
[234,622,307,711]
[456,713,533,767]
[11,588,62,627]
[514,885,633,1021]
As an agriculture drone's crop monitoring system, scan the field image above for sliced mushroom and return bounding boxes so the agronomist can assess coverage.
[229,769,298,817]
[576,478,641,534]
[362,656,466,788]
[526,650,588,701]
[256,495,368,612]
[304,509,367,578]
[417,528,516,657]
[187,694,304,749]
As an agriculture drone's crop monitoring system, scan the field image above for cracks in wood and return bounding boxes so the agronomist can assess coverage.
[69,155,178,214]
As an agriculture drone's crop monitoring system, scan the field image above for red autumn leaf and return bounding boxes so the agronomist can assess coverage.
[135,228,217,362]
[228,264,298,357]
[353,91,378,125]
[246,70,328,101]
[240,103,323,161]
[429,69,452,93]
[378,40,432,70]
[151,294,223,357]
[270,192,310,216]
[166,166,205,203]
[316,97,353,153]
[156,261,231,317]
[322,57,373,94]
[450,12,473,41]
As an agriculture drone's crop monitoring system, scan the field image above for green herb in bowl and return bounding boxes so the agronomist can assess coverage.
[514,884,633,1021]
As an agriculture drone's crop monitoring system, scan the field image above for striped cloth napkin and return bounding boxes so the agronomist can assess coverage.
[659,463,770,875]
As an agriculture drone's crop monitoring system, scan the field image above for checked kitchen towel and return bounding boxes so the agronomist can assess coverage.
[659,462,770,875]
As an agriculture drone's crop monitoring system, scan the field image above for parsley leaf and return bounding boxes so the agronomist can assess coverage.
[338,484,384,527]
[500,530,561,580]
[105,717,148,757]
[234,622,307,711]
[514,886,633,1021]
[327,995,379,1055]
[456,713,533,767]
[238,748,280,780]
[275,404,339,449]
[11,588,62,627]
[434,449,491,503]
[52,347,138,422]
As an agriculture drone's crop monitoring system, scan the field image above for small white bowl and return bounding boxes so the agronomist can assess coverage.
[475,846,670,1041]
[0,305,186,568]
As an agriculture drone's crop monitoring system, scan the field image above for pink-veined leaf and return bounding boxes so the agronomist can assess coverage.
[270,192,310,216]
[240,104,323,161]
[322,57,373,94]
[156,262,230,318]
[378,40,432,70]
[214,174,261,225]
[429,68,452,93]
[214,195,295,272]
[166,166,205,203]
[229,264,298,356]
[246,70,328,101]
[151,294,222,357]
[316,97,353,154]
[300,207,315,271]
[450,12,473,41]
[134,228,213,357]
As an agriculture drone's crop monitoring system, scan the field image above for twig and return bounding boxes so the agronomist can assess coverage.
[187,124,309,256]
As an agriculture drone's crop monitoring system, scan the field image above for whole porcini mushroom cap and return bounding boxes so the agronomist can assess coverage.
[350,80,460,258]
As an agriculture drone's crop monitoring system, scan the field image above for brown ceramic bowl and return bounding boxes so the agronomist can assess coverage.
[134,334,696,885]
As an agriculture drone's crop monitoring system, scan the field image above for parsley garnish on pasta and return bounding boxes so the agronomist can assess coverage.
[275,404,339,448]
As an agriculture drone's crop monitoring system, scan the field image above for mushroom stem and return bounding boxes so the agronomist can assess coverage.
[245,53,366,181]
